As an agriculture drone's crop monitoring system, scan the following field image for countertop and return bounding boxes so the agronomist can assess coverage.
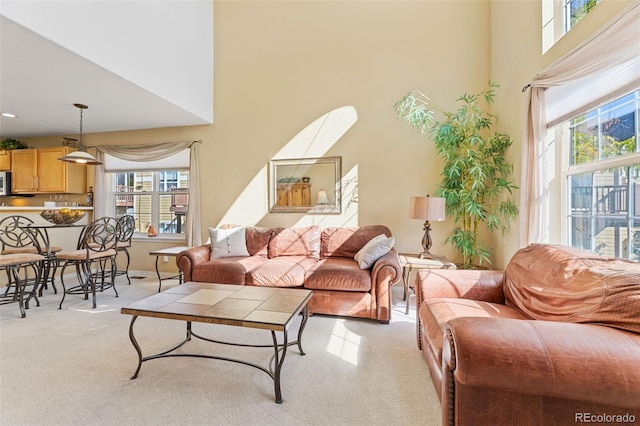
[0,206,94,211]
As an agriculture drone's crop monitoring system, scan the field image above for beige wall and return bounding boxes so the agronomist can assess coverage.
[16,0,630,272]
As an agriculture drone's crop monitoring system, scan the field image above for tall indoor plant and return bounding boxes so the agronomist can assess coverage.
[395,81,518,267]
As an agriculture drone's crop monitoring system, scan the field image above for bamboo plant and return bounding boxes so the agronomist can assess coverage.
[395,81,518,267]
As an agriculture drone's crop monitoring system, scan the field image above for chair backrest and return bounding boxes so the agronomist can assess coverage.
[80,217,119,254]
[117,215,136,245]
[0,215,41,254]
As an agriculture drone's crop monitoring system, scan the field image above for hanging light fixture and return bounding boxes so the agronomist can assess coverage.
[59,103,102,165]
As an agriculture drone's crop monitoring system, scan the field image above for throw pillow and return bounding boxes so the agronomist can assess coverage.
[354,234,395,269]
[209,226,250,260]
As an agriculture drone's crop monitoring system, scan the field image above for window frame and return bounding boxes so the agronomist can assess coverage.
[112,169,190,241]
[562,89,640,259]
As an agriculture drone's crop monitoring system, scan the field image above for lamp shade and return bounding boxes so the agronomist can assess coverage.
[409,196,446,221]
[59,150,102,165]
[316,189,330,205]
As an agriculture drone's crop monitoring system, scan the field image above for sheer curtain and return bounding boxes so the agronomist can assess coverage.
[94,141,202,246]
[521,2,640,246]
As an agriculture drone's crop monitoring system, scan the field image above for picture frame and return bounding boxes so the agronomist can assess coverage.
[269,156,342,214]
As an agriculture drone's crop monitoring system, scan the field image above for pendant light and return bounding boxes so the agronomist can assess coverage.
[59,103,102,165]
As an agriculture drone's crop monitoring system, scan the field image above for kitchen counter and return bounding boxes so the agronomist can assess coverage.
[0,207,94,252]
[0,206,93,211]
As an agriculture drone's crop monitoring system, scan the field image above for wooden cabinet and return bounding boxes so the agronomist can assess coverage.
[11,147,86,193]
[276,183,311,207]
[0,150,10,171]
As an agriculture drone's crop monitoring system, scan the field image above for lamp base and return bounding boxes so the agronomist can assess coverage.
[419,251,434,259]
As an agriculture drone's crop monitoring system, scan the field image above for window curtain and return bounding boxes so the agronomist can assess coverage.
[94,141,202,246]
[521,2,640,246]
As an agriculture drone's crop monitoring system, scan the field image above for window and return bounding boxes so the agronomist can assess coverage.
[542,0,601,53]
[565,90,640,260]
[564,0,600,32]
[114,170,189,237]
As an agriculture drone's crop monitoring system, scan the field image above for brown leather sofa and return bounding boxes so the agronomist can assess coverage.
[416,243,640,426]
[176,225,402,323]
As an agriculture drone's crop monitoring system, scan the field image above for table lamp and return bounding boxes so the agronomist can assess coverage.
[316,189,330,205]
[409,195,446,259]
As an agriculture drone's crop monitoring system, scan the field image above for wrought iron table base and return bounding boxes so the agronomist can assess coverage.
[127,306,309,404]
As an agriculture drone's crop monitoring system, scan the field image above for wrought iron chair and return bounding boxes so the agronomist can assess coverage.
[115,215,135,285]
[0,215,60,296]
[57,217,119,309]
[0,233,44,318]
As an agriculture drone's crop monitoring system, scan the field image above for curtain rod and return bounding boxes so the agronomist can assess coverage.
[87,139,203,149]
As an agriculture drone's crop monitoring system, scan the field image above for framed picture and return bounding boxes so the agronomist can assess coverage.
[269,156,342,214]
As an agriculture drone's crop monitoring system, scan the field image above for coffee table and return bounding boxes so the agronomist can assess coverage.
[121,282,312,403]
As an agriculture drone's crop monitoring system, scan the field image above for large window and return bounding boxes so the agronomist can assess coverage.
[114,170,189,237]
[565,90,640,260]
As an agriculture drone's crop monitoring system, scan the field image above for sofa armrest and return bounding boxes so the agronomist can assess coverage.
[443,317,640,411]
[415,268,505,306]
[370,248,402,324]
[176,244,211,282]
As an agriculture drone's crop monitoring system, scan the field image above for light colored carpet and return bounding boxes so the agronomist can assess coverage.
[0,272,441,426]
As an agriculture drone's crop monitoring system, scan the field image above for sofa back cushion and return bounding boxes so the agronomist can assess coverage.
[504,243,640,333]
[321,225,392,258]
[245,226,273,256]
[268,225,320,259]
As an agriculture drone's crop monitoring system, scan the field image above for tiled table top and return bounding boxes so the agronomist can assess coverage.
[121,282,312,332]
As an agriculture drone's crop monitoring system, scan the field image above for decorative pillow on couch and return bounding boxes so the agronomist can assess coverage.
[209,226,250,260]
[504,243,640,333]
[354,234,395,269]
[221,224,272,256]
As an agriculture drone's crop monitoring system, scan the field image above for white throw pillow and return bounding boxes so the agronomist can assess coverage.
[354,234,395,269]
[209,226,250,260]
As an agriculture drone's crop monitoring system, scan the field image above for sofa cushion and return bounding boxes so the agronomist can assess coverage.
[209,226,250,260]
[304,258,372,292]
[247,256,317,287]
[321,225,392,258]
[354,234,395,269]
[421,298,529,369]
[245,226,273,256]
[268,226,320,259]
[191,256,267,284]
[504,243,640,333]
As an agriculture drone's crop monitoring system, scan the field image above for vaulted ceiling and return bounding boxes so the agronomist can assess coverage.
[0,1,214,140]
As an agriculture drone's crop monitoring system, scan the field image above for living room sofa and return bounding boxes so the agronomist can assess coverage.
[415,243,640,426]
[176,225,402,323]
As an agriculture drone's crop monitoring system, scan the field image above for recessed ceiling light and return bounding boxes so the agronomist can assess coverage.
[1,112,18,118]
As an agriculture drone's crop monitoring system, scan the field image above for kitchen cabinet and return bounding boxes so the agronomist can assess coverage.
[0,150,10,171]
[11,147,86,193]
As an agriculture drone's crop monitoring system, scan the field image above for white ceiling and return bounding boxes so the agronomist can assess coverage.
[0,1,214,140]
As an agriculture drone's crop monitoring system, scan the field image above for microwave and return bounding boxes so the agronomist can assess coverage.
[0,172,12,196]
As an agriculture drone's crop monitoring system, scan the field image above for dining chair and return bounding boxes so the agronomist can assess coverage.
[115,215,135,285]
[0,250,45,318]
[57,217,119,309]
[0,215,61,296]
